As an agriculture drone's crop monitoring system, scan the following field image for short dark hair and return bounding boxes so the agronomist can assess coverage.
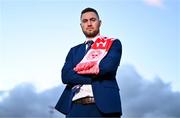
[81,7,99,19]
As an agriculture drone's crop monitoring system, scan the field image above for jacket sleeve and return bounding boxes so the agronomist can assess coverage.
[61,47,92,85]
[98,39,122,77]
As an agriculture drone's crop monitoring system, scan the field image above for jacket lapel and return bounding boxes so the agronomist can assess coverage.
[73,43,86,65]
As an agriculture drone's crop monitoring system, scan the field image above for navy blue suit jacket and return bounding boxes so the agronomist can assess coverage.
[55,39,122,115]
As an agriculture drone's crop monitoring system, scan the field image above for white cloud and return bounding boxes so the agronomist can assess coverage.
[0,83,64,117]
[117,65,180,117]
[143,0,165,8]
[0,65,180,117]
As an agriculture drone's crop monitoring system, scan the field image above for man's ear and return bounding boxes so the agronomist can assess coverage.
[99,20,102,27]
[80,23,82,28]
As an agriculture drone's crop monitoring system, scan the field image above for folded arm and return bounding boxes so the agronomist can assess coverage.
[61,48,92,85]
[98,39,122,77]
[74,39,122,79]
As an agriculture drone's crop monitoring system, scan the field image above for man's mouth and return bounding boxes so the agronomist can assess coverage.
[87,28,93,30]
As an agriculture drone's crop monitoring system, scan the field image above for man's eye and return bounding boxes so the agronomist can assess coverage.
[82,19,88,23]
[91,18,96,22]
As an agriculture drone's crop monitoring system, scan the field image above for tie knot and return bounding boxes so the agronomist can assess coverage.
[86,40,94,46]
[85,40,94,53]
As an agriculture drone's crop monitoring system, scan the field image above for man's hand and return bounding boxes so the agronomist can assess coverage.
[74,61,99,75]
[76,64,99,75]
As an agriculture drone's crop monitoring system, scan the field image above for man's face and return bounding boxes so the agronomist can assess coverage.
[80,12,101,38]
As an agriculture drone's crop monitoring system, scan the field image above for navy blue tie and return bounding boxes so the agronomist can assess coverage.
[85,40,94,53]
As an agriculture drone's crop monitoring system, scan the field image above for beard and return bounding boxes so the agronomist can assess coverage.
[82,29,100,38]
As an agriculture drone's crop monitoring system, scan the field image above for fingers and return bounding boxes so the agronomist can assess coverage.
[74,61,96,72]
[76,65,99,75]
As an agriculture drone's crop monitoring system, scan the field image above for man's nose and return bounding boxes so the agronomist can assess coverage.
[87,21,92,26]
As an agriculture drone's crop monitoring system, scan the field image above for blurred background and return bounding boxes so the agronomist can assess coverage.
[0,0,179,117]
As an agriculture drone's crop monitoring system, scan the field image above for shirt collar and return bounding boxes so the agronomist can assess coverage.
[85,34,101,43]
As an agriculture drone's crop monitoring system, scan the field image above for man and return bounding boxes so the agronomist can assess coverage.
[55,7,122,117]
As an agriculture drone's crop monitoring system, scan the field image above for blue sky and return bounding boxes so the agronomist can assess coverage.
[0,0,179,92]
